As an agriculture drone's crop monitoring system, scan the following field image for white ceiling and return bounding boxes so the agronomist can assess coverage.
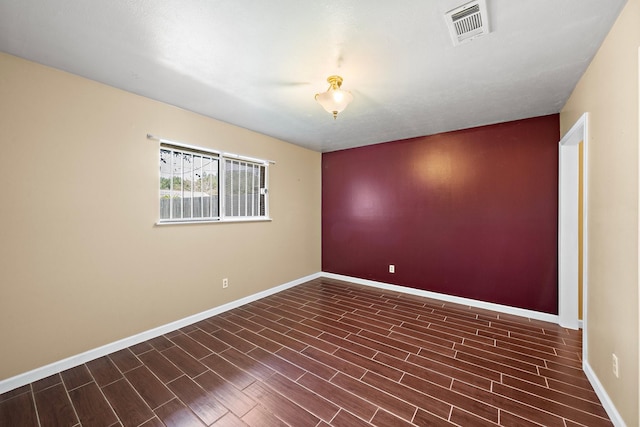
[0,1,627,152]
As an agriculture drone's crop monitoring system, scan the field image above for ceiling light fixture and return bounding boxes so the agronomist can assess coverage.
[315,75,353,119]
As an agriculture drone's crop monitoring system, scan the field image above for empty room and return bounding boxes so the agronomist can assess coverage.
[0,1,638,426]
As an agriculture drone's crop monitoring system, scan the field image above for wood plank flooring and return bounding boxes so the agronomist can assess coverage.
[0,278,612,426]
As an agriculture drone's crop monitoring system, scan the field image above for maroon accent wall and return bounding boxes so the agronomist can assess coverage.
[322,115,560,314]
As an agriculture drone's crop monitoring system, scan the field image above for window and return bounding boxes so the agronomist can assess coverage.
[224,158,267,218]
[159,142,269,223]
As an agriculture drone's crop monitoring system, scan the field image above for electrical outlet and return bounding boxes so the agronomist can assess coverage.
[612,353,619,378]
[222,278,229,289]
[389,264,395,273]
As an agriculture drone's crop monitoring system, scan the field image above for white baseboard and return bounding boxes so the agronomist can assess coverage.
[320,272,560,324]
[0,272,321,395]
[583,361,626,426]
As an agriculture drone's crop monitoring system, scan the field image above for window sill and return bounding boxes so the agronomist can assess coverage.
[155,217,272,226]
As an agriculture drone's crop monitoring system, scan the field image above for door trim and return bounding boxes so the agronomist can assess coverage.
[558,112,588,347]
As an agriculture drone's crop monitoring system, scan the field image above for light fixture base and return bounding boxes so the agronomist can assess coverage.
[326,75,344,89]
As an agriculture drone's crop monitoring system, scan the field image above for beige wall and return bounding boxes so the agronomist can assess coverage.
[560,0,639,425]
[0,53,321,381]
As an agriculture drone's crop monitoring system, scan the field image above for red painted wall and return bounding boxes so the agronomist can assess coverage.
[322,115,560,314]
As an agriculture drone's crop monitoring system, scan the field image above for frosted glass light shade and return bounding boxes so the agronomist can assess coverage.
[315,75,353,119]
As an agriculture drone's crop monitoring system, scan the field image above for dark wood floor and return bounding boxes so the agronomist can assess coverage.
[0,278,612,426]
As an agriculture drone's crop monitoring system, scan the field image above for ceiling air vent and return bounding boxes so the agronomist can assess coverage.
[445,0,490,46]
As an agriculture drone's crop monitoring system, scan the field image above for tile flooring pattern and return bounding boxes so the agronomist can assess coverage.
[0,278,612,426]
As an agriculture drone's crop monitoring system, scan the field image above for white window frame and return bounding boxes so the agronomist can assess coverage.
[156,138,271,225]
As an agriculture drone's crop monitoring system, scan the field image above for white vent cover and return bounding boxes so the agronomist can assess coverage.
[445,0,490,46]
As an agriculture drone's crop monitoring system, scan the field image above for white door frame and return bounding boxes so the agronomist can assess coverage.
[558,113,588,340]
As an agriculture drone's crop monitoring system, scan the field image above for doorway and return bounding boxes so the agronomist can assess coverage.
[558,113,588,339]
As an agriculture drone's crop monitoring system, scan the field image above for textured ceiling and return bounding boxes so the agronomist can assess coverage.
[0,1,627,152]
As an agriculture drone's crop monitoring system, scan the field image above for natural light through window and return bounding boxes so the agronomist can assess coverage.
[158,142,269,224]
